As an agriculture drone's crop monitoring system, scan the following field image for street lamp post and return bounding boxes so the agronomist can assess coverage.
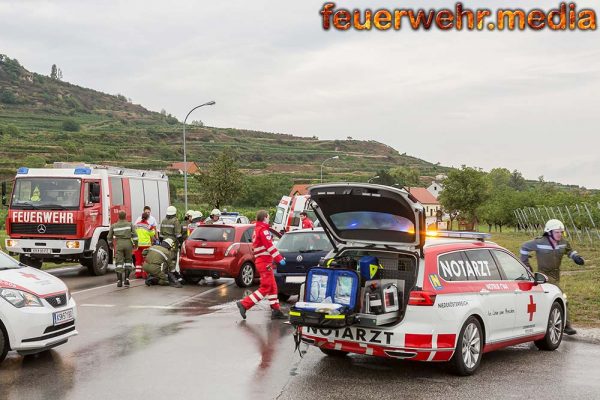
[320,156,339,183]
[183,101,215,211]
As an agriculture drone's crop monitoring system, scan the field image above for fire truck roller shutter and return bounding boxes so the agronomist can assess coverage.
[142,180,160,222]
[158,180,169,223]
[129,179,145,220]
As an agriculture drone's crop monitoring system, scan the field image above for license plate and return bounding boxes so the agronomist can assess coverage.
[286,276,305,284]
[194,248,214,255]
[31,248,51,254]
[53,308,74,326]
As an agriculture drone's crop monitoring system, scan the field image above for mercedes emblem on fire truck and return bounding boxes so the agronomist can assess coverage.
[37,224,47,234]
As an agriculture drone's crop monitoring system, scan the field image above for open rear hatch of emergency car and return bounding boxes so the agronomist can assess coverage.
[289,184,426,329]
[308,183,425,250]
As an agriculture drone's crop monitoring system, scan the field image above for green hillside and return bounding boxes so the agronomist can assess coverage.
[0,54,449,185]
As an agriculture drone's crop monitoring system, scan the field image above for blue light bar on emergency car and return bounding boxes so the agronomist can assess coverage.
[429,231,491,241]
[74,167,92,175]
[17,167,29,174]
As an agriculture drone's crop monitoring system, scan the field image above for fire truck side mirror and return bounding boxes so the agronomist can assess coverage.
[1,181,6,206]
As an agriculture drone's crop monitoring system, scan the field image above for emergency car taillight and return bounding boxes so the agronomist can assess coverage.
[225,243,240,257]
[408,290,437,306]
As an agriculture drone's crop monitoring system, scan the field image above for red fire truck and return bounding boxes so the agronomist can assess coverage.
[2,164,170,275]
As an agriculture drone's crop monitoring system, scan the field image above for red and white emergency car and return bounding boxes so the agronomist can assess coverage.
[297,183,566,375]
[272,195,315,233]
[3,163,169,275]
[0,250,77,363]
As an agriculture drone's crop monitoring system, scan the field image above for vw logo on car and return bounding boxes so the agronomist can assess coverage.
[296,255,303,262]
[36,224,47,234]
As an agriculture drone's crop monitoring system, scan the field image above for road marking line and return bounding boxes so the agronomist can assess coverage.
[128,305,203,310]
[168,281,235,306]
[71,280,143,295]
[79,304,116,307]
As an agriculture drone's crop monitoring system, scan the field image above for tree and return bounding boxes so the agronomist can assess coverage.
[509,169,526,191]
[62,119,80,132]
[237,174,293,207]
[389,166,420,187]
[50,64,58,79]
[438,166,489,226]
[196,150,243,208]
[370,169,395,185]
[0,90,17,104]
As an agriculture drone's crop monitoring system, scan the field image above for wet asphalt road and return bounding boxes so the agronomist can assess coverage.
[1,266,599,400]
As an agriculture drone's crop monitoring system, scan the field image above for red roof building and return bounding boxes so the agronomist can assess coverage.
[168,162,199,175]
[408,187,440,218]
[289,184,310,196]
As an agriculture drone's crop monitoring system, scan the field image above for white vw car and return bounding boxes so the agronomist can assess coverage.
[0,251,77,363]
[295,183,566,375]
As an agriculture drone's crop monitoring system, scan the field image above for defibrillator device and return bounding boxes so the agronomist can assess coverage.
[289,267,360,328]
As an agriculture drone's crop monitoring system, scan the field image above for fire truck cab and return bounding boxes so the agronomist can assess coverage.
[3,164,169,275]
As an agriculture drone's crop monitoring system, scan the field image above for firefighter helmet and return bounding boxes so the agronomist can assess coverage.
[544,219,565,233]
[211,208,221,217]
[166,206,177,216]
[163,238,175,249]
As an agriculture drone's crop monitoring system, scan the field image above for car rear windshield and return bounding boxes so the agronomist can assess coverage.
[276,232,333,253]
[189,227,236,242]
[330,211,414,233]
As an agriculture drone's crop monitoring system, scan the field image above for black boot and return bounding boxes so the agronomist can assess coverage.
[564,321,577,335]
[271,309,286,320]
[236,301,247,320]
[116,272,123,288]
[145,276,158,286]
[124,270,131,287]
[168,272,183,288]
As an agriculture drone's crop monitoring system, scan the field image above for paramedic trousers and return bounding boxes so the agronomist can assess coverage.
[240,260,280,311]
[114,239,134,277]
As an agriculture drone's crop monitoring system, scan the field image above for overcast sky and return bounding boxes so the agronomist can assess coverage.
[1,0,598,187]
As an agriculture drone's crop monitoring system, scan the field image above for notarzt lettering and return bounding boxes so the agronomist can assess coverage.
[439,259,492,280]
[306,327,394,345]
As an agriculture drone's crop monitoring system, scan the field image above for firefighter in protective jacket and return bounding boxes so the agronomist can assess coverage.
[520,219,585,335]
[107,211,138,287]
[237,210,286,320]
[142,238,182,288]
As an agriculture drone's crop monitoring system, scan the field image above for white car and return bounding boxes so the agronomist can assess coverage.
[293,183,566,375]
[0,251,77,363]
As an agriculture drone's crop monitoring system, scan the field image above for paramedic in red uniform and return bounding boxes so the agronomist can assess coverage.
[300,211,314,229]
[237,210,287,320]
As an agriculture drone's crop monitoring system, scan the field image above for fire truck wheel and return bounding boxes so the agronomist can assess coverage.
[235,262,255,288]
[450,316,483,376]
[320,348,348,357]
[88,239,109,276]
[535,301,564,351]
[19,255,42,269]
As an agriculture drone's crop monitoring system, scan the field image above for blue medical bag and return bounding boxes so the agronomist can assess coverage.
[290,267,360,328]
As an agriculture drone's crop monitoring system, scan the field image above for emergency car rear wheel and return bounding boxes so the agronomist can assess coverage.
[320,348,348,357]
[88,239,109,276]
[451,316,483,376]
[235,263,254,288]
[0,321,9,363]
[535,302,564,351]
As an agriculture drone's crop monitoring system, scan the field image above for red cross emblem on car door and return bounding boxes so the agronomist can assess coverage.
[527,295,537,321]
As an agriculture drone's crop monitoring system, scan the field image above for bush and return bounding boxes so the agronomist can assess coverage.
[0,90,17,104]
[62,119,80,132]
[0,124,22,136]
[23,155,46,168]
